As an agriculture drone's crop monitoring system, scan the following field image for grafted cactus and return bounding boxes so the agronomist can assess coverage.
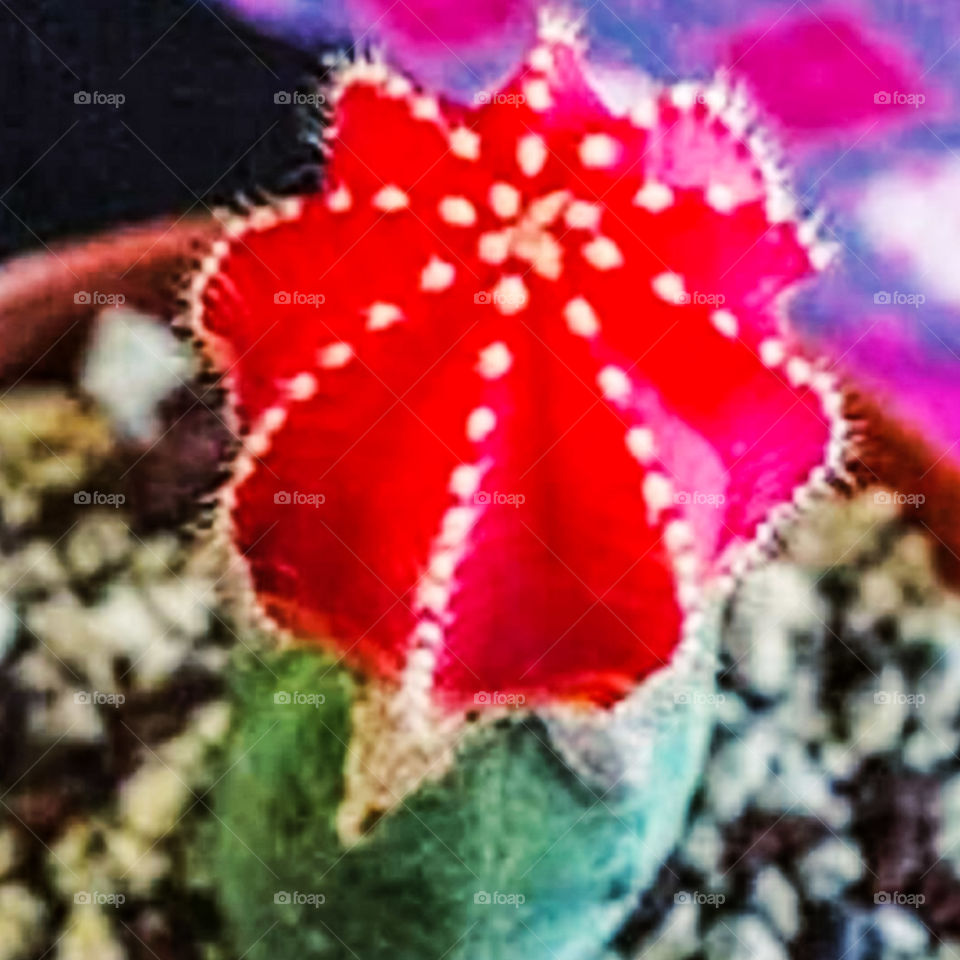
[196,24,847,960]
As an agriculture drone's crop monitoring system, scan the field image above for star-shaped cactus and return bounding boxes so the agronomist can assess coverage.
[195,32,844,712]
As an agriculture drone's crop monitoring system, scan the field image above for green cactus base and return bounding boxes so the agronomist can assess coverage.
[204,626,717,960]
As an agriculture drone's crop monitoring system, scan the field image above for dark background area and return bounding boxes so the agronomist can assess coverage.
[0,0,323,257]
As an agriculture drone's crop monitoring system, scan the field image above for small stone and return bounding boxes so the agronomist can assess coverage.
[708,725,779,822]
[142,579,213,638]
[848,665,910,757]
[0,829,20,878]
[727,563,816,698]
[904,727,956,773]
[0,599,17,663]
[0,884,46,960]
[639,898,700,960]
[798,838,864,900]
[129,532,182,577]
[939,775,960,873]
[713,691,749,731]
[103,828,169,896]
[15,650,104,743]
[753,866,800,941]
[25,592,115,692]
[755,742,850,829]
[119,762,192,839]
[4,541,68,593]
[872,905,929,957]
[32,686,105,743]
[821,742,860,781]
[81,307,192,441]
[917,645,960,733]
[192,701,232,744]
[679,816,724,878]
[704,914,787,960]
[937,940,960,960]
[64,515,131,577]
[58,905,125,960]
[778,668,830,745]
[49,821,108,898]
[92,584,191,688]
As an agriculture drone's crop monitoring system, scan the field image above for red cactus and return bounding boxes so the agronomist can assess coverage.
[197,35,843,709]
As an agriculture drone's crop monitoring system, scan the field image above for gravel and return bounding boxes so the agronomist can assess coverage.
[2,386,960,959]
[620,497,960,959]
